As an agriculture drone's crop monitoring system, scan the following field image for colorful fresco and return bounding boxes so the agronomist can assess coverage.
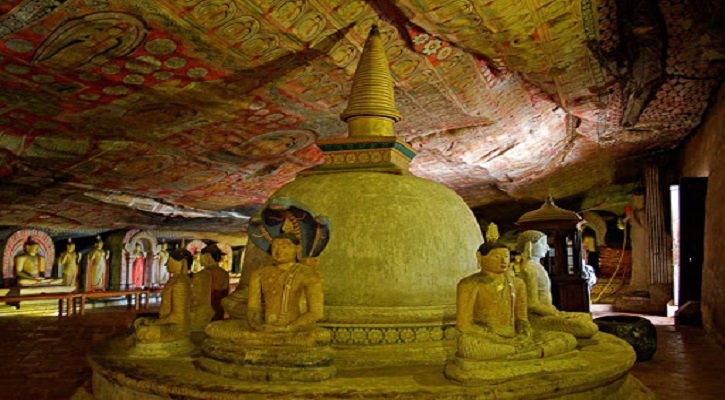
[0,0,722,229]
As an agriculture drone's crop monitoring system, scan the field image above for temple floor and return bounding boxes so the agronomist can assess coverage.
[0,305,722,399]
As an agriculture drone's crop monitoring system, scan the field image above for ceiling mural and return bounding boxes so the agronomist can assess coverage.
[0,0,722,230]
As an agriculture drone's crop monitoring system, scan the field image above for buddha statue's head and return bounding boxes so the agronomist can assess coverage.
[25,240,40,256]
[516,230,548,259]
[160,242,168,251]
[201,243,222,268]
[168,248,192,275]
[271,234,301,264]
[67,239,75,252]
[134,243,142,254]
[94,236,104,250]
[476,242,510,274]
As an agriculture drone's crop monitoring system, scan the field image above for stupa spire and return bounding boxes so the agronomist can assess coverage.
[341,25,401,137]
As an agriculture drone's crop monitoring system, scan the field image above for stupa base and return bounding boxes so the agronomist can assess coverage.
[81,332,652,399]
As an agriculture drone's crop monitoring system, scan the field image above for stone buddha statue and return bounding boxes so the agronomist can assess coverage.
[190,252,203,274]
[445,241,580,384]
[85,236,109,292]
[14,239,62,286]
[189,244,229,330]
[516,230,598,338]
[198,233,334,381]
[131,248,194,357]
[219,252,231,272]
[58,238,81,288]
[157,242,170,285]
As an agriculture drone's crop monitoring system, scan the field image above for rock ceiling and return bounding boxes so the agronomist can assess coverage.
[0,0,722,232]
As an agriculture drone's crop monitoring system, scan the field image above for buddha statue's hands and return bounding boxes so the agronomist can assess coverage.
[515,319,532,339]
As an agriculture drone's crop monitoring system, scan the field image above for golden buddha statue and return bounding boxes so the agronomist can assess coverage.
[218,252,231,272]
[131,248,194,357]
[516,230,598,338]
[189,243,229,329]
[445,241,579,384]
[198,233,334,381]
[58,238,81,288]
[190,252,203,274]
[14,239,62,286]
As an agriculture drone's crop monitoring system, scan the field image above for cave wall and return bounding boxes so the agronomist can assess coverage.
[678,83,725,347]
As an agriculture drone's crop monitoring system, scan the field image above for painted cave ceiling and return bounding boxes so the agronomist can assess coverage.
[0,0,723,232]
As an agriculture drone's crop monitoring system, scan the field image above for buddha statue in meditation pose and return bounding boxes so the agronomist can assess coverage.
[189,244,229,330]
[131,248,194,357]
[198,233,334,381]
[15,239,62,286]
[58,238,81,288]
[516,230,598,338]
[445,241,580,384]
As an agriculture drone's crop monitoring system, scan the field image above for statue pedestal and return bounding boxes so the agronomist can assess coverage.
[81,332,653,399]
[11,285,76,295]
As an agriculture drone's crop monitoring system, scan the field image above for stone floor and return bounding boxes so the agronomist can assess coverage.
[0,305,723,399]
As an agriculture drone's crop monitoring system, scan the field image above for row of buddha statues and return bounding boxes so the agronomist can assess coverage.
[10,234,234,293]
[129,224,598,384]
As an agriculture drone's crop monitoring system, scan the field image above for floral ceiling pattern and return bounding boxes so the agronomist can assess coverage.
[0,0,722,231]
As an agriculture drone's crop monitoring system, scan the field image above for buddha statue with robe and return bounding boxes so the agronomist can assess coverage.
[130,243,146,288]
[157,242,170,285]
[85,236,109,292]
[198,233,334,381]
[445,241,581,384]
[516,230,598,338]
[14,239,62,286]
[189,244,229,330]
[58,238,81,288]
[131,248,194,357]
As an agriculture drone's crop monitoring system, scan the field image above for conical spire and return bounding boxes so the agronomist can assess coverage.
[340,25,401,137]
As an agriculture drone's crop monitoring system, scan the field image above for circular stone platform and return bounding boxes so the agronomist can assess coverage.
[82,332,653,399]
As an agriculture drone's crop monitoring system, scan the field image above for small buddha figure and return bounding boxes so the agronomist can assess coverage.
[157,242,170,285]
[14,239,62,286]
[218,252,232,272]
[516,230,598,338]
[199,234,334,381]
[190,252,203,273]
[85,236,109,292]
[445,241,579,384]
[131,243,146,288]
[58,238,81,288]
[131,248,194,357]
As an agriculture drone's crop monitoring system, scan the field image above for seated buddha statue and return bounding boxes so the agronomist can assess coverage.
[198,233,334,381]
[455,242,576,360]
[445,241,582,384]
[516,230,598,338]
[189,244,230,330]
[15,239,62,286]
[131,248,194,357]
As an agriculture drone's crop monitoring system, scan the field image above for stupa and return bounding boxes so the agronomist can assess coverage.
[81,26,652,400]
